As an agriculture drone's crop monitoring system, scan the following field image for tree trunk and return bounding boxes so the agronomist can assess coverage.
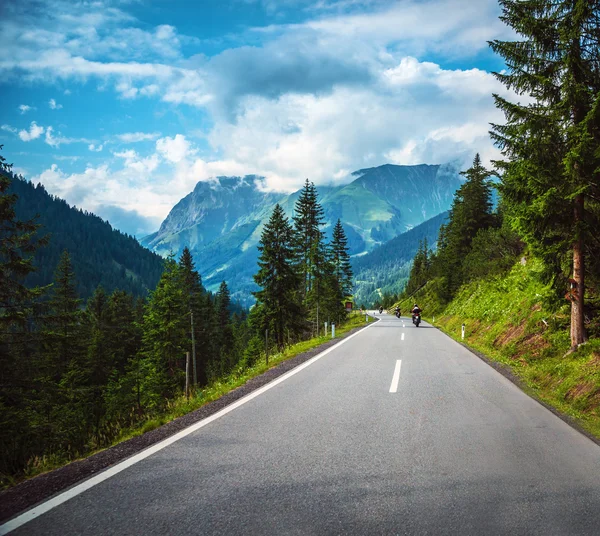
[571,194,586,350]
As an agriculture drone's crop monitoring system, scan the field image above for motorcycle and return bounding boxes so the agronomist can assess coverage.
[395,310,400,318]
[379,307,383,314]
[412,313,421,327]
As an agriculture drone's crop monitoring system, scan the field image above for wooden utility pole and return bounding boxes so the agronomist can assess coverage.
[571,193,587,349]
[190,311,197,386]
[185,351,190,401]
[265,329,269,366]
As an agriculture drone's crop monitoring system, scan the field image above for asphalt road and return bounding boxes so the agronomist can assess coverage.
[4,313,600,535]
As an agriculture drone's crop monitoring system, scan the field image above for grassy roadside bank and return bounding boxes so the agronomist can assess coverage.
[411,260,600,440]
[17,312,375,487]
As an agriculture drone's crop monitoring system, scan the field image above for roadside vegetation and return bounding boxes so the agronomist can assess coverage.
[393,0,600,440]
[21,311,373,485]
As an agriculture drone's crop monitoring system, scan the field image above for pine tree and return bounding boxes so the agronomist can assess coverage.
[293,180,329,327]
[253,204,303,349]
[435,154,495,297]
[489,0,600,349]
[405,239,431,296]
[0,147,48,480]
[178,247,207,386]
[82,286,111,443]
[293,180,326,298]
[215,281,234,373]
[138,256,187,407]
[330,219,353,298]
[38,250,87,452]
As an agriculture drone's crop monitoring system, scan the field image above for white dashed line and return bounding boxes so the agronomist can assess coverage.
[389,360,402,393]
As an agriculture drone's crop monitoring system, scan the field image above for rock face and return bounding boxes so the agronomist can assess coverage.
[142,163,463,304]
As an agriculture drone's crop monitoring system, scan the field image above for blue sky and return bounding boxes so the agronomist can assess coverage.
[0,0,514,236]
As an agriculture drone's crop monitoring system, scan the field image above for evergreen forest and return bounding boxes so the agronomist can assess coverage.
[0,160,353,487]
[7,171,165,299]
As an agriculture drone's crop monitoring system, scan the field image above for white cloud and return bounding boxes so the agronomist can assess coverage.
[19,121,45,141]
[1,124,18,134]
[49,98,63,109]
[45,126,59,147]
[5,0,520,230]
[18,104,34,114]
[156,134,195,163]
[45,125,92,147]
[116,131,161,143]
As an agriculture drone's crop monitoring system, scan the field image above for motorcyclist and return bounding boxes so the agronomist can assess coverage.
[394,306,401,318]
[412,303,422,323]
[379,306,383,314]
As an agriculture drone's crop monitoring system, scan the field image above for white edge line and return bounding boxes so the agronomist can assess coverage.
[0,319,378,535]
[389,359,402,393]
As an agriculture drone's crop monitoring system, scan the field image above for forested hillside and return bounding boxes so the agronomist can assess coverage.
[352,211,448,307]
[0,158,353,488]
[6,172,164,299]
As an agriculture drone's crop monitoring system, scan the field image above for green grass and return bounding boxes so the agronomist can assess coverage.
[406,259,600,440]
[19,312,374,485]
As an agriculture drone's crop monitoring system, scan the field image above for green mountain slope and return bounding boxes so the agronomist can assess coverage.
[142,163,462,303]
[8,173,164,299]
[351,211,449,306]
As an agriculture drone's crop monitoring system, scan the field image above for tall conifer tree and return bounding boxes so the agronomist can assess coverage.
[293,180,328,325]
[489,0,600,349]
[330,219,353,298]
[0,147,47,478]
[254,204,303,349]
[178,247,207,385]
[138,256,187,405]
[436,154,495,297]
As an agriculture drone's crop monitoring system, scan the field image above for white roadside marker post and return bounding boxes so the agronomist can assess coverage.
[331,323,335,338]
[324,322,328,337]
[462,323,465,340]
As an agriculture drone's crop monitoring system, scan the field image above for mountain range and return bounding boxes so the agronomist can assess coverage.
[143,163,463,304]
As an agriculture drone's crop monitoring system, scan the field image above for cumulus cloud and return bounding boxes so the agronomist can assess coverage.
[6,0,521,231]
[18,104,34,114]
[48,98,63,109]
[156,134,195,163]
[88,143,103,152]
[19,121,45,141]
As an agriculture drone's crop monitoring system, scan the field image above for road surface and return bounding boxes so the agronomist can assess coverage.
[3,313,600,535]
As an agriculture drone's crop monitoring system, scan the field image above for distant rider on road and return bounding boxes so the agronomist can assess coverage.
[412,304,422,322]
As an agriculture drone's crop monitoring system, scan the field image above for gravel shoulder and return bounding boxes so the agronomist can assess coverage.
[0,320,376,523]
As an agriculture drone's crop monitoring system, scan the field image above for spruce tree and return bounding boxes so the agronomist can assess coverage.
[138,256,187,406]
[330,219,353,298]
[82,286,111,443]
[215,281,234,372]
[39,250,86,452]
[435,154,495,297]
[489,0,600,349]
[254,204,303,349]
[0,147,47,480]
[178,247,207,386]
[293,180,329,326]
